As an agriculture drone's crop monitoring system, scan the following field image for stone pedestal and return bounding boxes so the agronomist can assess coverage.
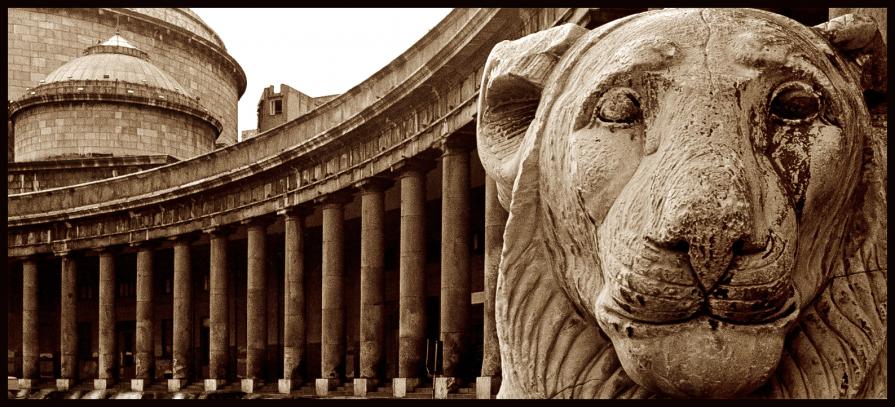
[392,377,419,398]
[241,378,262,394]
[204,379,226,392]
[56,378,74,391]
[93,378,113,390]
[434,377,458,399]
[353,378,374,397]
[18,378,36,390]
[167,378,187,392]
[315,378,339,396]
[278,378,298,394]
[476,376,500,399]
[130,378,149,392]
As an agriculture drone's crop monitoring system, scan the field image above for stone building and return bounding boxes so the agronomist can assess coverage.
[7,8,246,193]
[6,7,885,399]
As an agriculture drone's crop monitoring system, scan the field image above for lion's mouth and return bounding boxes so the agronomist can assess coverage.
[603,231,794,325]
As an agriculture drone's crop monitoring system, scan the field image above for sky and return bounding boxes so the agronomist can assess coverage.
[191,8,453,138]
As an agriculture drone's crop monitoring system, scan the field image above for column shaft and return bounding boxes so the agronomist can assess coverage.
[283,214,306,380]
[22,259,39,380]
[172,241,193,380]
[321,201,346,381]
[398,169,426,379]
[209,232,229,380]
[440,147,470,378]
[98,252,117,380]
[359,185,386,380]
[246,222,268,379]
[481,178,507,377]
[60,255,78,380]
[135,248,154,379]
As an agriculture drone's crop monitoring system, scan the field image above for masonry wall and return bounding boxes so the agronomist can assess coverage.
[13,102,217,162]
[8,157,175,195]
[7,8,244,150]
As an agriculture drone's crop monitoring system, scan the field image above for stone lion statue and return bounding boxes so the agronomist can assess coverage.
[477,9,886,398]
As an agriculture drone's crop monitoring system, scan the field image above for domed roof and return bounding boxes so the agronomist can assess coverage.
[41,34,191,97]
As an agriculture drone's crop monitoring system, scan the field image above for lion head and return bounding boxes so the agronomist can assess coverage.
[477,9,887,398]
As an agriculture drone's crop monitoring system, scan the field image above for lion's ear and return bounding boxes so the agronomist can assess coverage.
[814,13,887,95]
[477,23,587,208]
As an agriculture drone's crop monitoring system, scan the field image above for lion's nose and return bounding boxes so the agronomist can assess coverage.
[645,151,764,293]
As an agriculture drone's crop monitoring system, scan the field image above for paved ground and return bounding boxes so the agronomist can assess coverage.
[7,378,485,400]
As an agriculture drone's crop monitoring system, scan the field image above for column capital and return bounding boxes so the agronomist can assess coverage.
[391,155,437,177]
[92,245,126,255]
[129,239,160,250]
[203,224,235,236]
[314,190,354,207]
[167,232,200,245]
[240,214,276,228]
[277,205,313,219]
[438,133,476,156]
[54,249,79,259]
[353,176,393,193]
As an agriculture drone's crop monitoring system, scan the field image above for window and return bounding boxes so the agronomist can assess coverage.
[270,99,283,115]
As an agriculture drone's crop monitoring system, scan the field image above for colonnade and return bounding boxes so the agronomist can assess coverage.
[13,142,508,398]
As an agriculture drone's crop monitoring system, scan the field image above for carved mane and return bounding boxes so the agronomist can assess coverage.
[483,9,887,399]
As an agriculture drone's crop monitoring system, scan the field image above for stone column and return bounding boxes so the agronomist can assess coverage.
[437,141,471,396]
[95,250,117,390]
[279,208,310,394]
[316,193,351,396]
[169,237,195,391]
[133,244,155,391]
[242,218,270,393]
[205,227,231,391]
[355,178,391,396]
[477,177,508,399]
[394,160,431,398]
[20,258,39,389]
[58,253,78,391]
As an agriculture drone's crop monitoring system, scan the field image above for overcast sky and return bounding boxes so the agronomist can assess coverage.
[191,8,453,138]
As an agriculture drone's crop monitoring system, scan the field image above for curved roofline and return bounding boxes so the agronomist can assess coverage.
[108,8,247,98]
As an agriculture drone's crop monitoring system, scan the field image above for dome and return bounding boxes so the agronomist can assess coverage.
[41,34,191,97]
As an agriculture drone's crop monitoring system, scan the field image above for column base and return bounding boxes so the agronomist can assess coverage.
[392,377,419,398]
[434,377,458,399]
[167,378,188,392]
[56,378,74,391]
[204,379,227,392]
[94,378,115,390]
[476,376,500,399]
[278,379,299,394]
[353,378,378,397]
[315,378,340,396]
[131,378,149,392]
[241,378,262,394]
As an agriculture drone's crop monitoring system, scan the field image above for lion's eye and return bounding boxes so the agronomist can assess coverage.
[597,87,641,123]
[769,81,821,122]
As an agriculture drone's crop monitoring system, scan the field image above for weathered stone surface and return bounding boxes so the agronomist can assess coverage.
[477,9,887,399]
[97,251,116,383]
[134,247,155,380]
